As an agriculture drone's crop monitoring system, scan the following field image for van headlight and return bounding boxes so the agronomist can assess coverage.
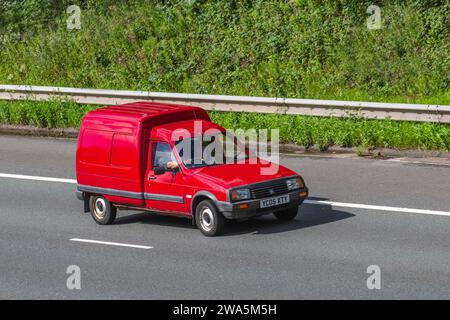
[231,188,251,201]
[286,177,303,190]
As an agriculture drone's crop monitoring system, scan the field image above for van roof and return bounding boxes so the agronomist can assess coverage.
[87,101,204,122]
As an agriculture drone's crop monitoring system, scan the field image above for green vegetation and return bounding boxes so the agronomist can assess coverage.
[0,1,449,151]
[0,0,449,103]
[210,111,450,151]
[0,100,93,129]
[1,100,449,151]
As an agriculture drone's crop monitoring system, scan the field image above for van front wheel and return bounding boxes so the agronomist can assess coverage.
[90,196,116,225]
[195,200,225,236]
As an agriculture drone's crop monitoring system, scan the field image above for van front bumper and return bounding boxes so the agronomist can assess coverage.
[215,188,308,220]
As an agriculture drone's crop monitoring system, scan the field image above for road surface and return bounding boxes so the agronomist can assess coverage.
[0,135,449,299]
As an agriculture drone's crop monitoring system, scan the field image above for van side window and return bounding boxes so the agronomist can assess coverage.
[152,142,175,168]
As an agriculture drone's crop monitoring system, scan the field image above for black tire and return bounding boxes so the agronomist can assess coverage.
[89,195,117,225]
[195,200,225,236]
[274,207,298,221]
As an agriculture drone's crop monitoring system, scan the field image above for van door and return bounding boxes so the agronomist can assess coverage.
[144,140,188,214]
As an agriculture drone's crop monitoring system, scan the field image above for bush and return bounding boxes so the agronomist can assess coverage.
[0,0,448,103]
[1,100,449,151]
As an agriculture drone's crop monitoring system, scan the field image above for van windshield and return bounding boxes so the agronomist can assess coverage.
[174,132,248,169]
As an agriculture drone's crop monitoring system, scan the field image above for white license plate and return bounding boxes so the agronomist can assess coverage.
[260,195,290,208]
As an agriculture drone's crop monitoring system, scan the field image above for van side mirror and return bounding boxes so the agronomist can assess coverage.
[153,166,166,175]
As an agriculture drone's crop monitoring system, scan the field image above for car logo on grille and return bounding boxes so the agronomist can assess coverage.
[269,189,275,195]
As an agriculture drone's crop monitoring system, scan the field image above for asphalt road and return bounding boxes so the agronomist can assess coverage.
[0,135,450,299]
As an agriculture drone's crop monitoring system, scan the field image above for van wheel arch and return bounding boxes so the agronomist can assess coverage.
[191,195,211,216]
[190,192,219,216]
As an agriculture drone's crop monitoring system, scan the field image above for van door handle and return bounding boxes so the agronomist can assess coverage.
[148,175,156,180]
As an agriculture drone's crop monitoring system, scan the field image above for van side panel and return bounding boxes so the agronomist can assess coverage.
[79,129,114,165]
[76,117,145,206]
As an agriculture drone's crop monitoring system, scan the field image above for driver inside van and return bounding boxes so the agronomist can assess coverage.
[162,161,179,170]
[153,142,179,172]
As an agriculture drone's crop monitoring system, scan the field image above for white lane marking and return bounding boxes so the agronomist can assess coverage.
[70,238,153,250]
[1,172,449,218]
[0,173,76,184]
[304,200,450,217]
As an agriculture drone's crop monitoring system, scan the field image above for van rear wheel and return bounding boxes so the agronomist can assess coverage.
[195,200,225,236]
[90,196,116,225]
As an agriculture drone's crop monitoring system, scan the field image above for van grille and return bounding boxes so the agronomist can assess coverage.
[250,181,289,199]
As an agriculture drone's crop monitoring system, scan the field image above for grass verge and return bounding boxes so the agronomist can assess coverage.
[1,100,449,152]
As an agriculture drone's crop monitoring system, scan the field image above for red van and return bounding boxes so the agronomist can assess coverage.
[76,102,308,236]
